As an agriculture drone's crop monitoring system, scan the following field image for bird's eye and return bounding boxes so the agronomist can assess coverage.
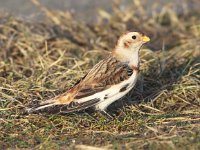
[132,35,136,40]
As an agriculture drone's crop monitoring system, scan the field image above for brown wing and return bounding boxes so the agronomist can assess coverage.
[74,56,133,99]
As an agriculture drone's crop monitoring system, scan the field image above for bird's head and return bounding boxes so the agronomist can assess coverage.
[113,32,150,65]
[116,32,150,51]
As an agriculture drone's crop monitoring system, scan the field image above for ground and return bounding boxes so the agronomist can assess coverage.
[0,0,200,149]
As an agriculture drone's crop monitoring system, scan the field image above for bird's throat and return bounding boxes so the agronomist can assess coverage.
[113,49,140,68]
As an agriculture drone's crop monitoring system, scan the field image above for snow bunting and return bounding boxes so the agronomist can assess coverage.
[27,32,150,114]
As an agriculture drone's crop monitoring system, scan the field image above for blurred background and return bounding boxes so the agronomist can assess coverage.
[0,0,199,22]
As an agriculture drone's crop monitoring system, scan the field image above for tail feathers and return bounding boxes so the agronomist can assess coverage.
[26,98,60,114]
[27,98,100,114]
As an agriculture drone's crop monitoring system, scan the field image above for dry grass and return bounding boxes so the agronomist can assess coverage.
[0,0,200,149]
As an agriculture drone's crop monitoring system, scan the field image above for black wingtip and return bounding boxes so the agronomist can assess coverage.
[58,98,100,114]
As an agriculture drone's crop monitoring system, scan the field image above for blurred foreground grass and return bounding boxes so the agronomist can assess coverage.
[0,0,200,149]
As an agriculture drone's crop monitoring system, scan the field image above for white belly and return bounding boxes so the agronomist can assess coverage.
[95,71,138,110]
[95,85,134,110]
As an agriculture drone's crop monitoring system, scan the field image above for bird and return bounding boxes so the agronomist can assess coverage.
[27,32,150,115]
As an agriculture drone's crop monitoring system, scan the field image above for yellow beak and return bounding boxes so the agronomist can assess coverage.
[142,35,150,43]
